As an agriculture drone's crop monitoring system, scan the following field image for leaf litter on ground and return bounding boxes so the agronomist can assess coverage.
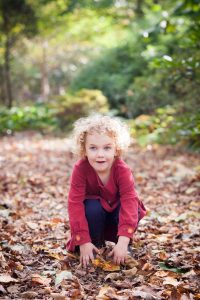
[0,132,199,299]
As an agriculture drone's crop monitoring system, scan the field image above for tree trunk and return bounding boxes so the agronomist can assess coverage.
[135,0,144,17]
[41,40,50,101]
[4,36,13,108]
[0,64,6,105]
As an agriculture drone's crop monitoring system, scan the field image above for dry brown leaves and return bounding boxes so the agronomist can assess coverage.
[0,132,199,300]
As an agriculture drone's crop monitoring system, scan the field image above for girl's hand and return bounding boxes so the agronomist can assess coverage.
[108,236,130,265]
[79,242,99,267]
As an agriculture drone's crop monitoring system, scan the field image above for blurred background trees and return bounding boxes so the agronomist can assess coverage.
[0,0,199,149]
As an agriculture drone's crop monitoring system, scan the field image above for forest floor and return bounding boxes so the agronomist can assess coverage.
[0,132,199,300]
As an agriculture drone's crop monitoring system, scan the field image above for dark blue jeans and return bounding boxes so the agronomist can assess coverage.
[84,199,120,248]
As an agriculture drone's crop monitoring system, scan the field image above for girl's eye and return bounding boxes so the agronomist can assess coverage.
[105,146,111,150]
[90,146,96,150]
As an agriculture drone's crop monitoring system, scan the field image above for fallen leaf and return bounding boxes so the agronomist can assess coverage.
[15,262,24,271]
[7,285,19,293]
[50,217,64,224]
[0,284,6,293]
[123,255,138,268]
[163,276,180,287]
[182,270,197,278]
[102,262,120,272]
[21,291,38,298]
[154,270,169,277]
[0,274,18,283]
[92,258,120,272]
[51,293,67,300]
[133,289,160,300]
[0,209,10,218]
[185,187,197,194]
[96,286,115,300]
[32,245,49,252]
[31,274,51,286]
[142,262,154,271]
[27,222,38,229]
[105,273,120,281]
[122,267,137,277]
[158,251,170,260]
[48,252,65,260]
[159,262,186,274]
[55,271,73,285]
[9,244,27,254]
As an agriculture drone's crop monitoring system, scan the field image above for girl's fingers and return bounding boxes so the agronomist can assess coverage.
[84,257,89,268]
[108,250,113,257]
[81,255,90,268]
[114,256,125,265]
[93,246,100,254]
[116,258,120,265]
[113,255,117,264]
[89,253,94,262]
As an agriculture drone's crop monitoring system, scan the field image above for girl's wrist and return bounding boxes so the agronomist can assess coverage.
[118,236,130,246]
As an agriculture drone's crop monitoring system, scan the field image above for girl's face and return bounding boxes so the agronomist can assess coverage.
[85,131,116,175]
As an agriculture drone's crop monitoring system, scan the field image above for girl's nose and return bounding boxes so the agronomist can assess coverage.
[97,149,104,157]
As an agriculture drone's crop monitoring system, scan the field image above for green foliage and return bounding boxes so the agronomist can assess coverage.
[49,89,109,129]
[70,42,147,111]
[129,106,200,151]
[69,0,200,120]
[0,0,199,151]
[159,262,188,274]
[0,0,38,38]
[171,112,200,150]
[0,90,109,134]
[0,104,57,135]
[125,75,176,117]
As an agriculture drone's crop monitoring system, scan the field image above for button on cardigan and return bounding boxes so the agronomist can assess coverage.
[67,157,146,251]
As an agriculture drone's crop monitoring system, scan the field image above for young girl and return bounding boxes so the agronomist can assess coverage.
[67,115,146,267]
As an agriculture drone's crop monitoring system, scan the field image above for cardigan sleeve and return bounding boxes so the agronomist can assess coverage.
[68,163,91,246]
[117,161,140,238]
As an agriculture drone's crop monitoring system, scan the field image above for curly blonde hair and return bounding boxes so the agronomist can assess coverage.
[71,114,131,158]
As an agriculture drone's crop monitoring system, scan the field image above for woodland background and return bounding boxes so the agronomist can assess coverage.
[0,0,199,150]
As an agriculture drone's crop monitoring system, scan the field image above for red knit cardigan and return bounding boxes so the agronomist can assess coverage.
[67,157,146,251]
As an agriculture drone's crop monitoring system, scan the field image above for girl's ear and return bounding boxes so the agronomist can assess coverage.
[115,148,120,157]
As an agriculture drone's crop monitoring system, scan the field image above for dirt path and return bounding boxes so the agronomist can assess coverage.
[0,132,199,299]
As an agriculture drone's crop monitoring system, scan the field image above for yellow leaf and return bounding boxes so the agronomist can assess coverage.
[92,258,120,272]
[102,261,120,272]
[32,245,49,252]
[158,251,170,261]
[48,252,64,260]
